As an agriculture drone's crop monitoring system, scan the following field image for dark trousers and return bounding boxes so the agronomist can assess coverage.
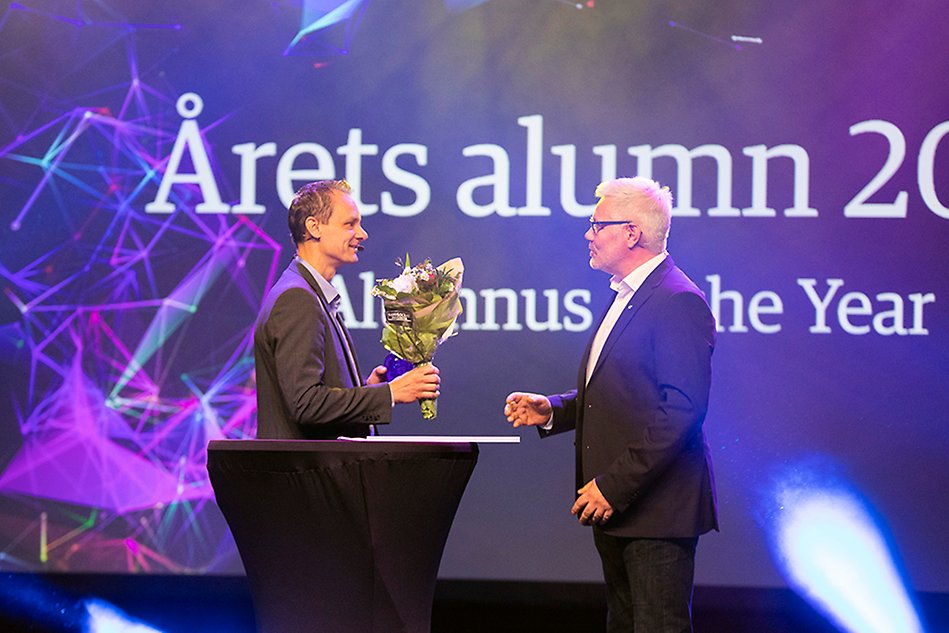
[593,528,699,633]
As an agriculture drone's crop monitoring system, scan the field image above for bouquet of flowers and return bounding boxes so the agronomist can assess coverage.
[372,255,464,419]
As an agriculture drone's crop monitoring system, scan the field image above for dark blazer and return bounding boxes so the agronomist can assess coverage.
[254,260,391,439]
[545,256,718,538]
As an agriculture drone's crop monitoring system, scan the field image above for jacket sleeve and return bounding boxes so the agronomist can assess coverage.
[267,287,392,426]
[539,389,578,438]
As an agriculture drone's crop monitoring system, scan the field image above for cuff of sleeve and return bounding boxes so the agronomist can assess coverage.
[595,475,637,514]
[540,413,554,431]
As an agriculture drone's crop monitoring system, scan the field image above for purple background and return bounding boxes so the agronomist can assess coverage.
[1,0,947,592]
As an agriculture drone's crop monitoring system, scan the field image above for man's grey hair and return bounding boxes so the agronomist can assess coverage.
[595,177,673,253]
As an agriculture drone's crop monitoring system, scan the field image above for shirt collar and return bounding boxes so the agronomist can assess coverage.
[610,252,667,296]
[296,256,340,311]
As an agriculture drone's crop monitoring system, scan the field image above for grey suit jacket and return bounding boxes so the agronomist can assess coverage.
[253,260,391,439]
[544,256,719,538]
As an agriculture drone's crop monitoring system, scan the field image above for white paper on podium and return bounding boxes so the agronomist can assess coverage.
[338,435,520,443]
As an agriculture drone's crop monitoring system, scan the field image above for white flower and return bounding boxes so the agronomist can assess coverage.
[390,273,416,294]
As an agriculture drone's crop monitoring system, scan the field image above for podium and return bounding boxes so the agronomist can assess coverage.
[207,439,478,633]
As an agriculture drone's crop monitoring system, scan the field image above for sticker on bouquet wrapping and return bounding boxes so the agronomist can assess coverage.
[384,307,415,327]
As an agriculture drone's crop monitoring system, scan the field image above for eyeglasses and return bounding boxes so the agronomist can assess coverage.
[588,217,634,235]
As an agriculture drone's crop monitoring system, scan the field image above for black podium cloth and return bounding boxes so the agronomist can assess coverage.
[207,439,478,633]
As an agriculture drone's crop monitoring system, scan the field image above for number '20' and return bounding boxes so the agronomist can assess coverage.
[845,120,948,218]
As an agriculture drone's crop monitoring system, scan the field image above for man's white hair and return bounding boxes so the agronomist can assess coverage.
[594,177,673,253]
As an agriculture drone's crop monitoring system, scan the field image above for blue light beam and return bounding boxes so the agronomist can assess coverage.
[85,598,164,633]
[0,573,164,632]
[769,468,925,633]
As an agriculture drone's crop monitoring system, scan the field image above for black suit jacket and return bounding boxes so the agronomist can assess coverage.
[545,256,719,538]
[253,260,391,439]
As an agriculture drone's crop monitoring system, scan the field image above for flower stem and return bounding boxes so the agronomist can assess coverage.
[420,398,437,420]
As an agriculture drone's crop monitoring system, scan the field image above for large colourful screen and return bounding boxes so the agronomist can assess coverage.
[1,1,947,594]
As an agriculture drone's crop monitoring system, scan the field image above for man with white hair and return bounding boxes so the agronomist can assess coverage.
[505,177,718,633]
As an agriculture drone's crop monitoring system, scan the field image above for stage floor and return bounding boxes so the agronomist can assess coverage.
[1,574,946,632]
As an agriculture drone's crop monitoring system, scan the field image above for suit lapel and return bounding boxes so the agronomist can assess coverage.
[335,311,364,379]
[585,257,675,386]
[576,291,616,392]
[294,261,362,387]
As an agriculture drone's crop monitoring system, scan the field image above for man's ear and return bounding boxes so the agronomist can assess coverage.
[625,224,642,249]
[305,216,321,241]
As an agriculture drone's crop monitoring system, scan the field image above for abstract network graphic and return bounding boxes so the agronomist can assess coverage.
[0,0,588,577]
[0,3,279,573]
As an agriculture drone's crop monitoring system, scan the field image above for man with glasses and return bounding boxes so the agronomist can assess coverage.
[254,179,440,439]
[505,177,718,633]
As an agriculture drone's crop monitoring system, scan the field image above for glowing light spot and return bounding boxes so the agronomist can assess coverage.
[85,599,164,633]
[768,469,924,633]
